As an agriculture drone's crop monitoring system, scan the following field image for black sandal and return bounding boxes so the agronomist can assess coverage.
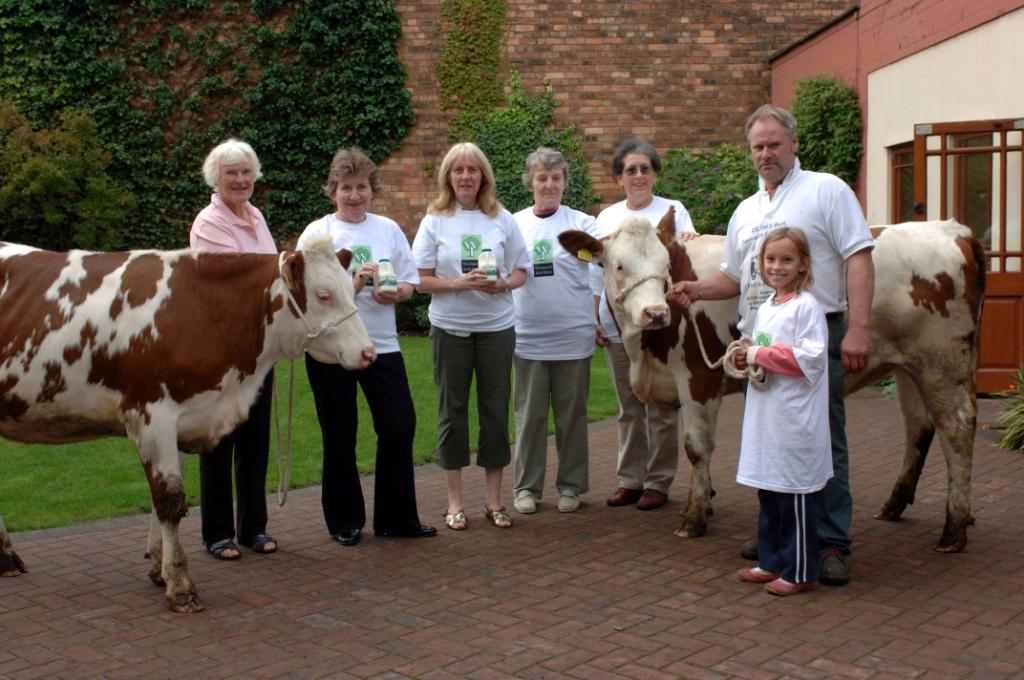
[248,534,278,554]
[208,539,241,561]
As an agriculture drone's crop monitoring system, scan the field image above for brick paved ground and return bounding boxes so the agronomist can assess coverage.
[2,390,1022,679]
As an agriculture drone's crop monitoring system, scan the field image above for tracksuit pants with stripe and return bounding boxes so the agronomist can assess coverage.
[756,489,821,584]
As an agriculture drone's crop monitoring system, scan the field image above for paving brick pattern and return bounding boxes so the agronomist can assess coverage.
[2,390,1022,679]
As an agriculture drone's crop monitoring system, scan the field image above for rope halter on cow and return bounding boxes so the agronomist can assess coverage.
[277,252,360,346]
[614,273,673,304]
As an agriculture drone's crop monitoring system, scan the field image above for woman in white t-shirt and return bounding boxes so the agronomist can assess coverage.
[411,142,531,531]
[596,139,697,512]
[299,148,435,547]
[732,227,831,597]
[511,147,600,515]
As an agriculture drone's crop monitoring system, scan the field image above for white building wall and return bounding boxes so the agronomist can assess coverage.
[865,7,1024,226]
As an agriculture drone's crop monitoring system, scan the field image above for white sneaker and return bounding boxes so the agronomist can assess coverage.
[513,490,537,514]
[557,492,580,513]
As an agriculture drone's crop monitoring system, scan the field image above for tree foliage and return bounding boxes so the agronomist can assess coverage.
[0,0,413,249]
[791,76,863,188]
[0,101,134,250]
[655,144,757,235]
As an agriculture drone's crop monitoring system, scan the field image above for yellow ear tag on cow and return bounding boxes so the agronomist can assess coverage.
[577,249,592,262]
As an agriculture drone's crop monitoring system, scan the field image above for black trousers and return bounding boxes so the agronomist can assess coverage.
[305,351,422,535]
[199,372,273,548]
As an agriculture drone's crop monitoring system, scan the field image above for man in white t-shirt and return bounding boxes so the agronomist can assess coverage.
[670,105,874,586]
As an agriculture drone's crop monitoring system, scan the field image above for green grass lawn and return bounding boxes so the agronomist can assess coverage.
[0,337,618,531]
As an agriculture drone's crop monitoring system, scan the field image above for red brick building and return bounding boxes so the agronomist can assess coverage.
[374,1,854,233]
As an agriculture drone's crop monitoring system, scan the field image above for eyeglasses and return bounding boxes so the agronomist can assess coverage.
[623,165,654,176]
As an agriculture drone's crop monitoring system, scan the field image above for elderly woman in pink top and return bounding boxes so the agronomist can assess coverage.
[189,138,278,560]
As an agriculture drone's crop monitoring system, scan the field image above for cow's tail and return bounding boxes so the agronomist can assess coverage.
[967,233,986,382]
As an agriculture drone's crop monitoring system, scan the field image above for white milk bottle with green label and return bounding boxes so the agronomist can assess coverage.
[376,258,398,293]
[479,248,497,281]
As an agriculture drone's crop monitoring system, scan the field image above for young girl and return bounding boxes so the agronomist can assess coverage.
[732,227,832,596]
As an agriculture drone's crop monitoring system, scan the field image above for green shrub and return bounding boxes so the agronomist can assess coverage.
[396,292,432,334]
[997,365,1024,452]
[791,76,863,188]
[0,101,134,250]
[463,72,598,214]
[654,144,757,234]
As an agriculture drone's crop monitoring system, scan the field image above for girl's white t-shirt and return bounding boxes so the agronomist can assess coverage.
[512,205,600,360]
[298,213,418,354]
[411,206,531,333]
[736,291,833,494]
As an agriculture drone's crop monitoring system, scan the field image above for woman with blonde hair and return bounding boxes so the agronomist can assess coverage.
[411,142,531,530]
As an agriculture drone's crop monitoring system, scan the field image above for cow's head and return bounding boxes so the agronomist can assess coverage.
[279,236,376,370]
[559,207,675,335]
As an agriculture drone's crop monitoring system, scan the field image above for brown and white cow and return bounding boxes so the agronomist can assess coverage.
[561,211,984,552]
[0,236,375,611]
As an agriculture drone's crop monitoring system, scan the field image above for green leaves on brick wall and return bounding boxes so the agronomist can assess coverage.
[463,72,598,214]
[791,76,863,189]
[436,0,507,137]
[0,0,413,249]
[655,144,757,235]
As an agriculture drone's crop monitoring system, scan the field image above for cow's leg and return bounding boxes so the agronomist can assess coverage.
[925,377,976,553]
[0,516,27,576]
[875,371,934,522]
[674,396,720,538]
[145,509,164,586]
[133,421,202,612]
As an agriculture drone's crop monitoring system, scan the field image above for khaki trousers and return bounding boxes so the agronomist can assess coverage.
[604,341,679,493]
[512,356,591,499]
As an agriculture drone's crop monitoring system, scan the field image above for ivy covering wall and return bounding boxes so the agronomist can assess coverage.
[0,0,413,249]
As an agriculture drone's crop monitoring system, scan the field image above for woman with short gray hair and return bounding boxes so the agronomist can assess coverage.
[511,147,600,514]
[190,138,277,560]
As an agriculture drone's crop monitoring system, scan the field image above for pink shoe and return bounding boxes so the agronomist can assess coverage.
[764,578,817,596]
[737,566,780,583]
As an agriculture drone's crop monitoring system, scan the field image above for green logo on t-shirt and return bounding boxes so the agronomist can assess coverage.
[350,245,372,266]
[461,234,482,273]
[461,235,482,259]
[755,331,772,347]
[532,239,554,277]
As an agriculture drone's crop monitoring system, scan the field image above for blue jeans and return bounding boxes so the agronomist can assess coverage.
[818,313,852,556]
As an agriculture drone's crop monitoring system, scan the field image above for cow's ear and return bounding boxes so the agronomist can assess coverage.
[337,249,354,270]
[656,206,675,247]
[558,230,603,262]
[280,251,305,291]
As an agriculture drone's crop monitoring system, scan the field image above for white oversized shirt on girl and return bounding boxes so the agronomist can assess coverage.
[592,196,695,343]
[298,213,418,354]
[512,205,600,360]
[736,291,833,494]
[412,206,531,333]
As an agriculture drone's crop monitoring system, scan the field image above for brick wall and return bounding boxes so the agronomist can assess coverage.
[372,1,855,236]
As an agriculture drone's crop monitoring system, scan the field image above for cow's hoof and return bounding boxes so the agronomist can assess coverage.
[0,551,27,576]
[149,569,166,587]
[873,500,907,521]
[934,542,964,553]
[169,591,204,613]
[672,522,706,538]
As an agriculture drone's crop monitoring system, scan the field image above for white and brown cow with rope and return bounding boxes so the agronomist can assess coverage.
[560,210,984,552]
[0,236,375,611]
